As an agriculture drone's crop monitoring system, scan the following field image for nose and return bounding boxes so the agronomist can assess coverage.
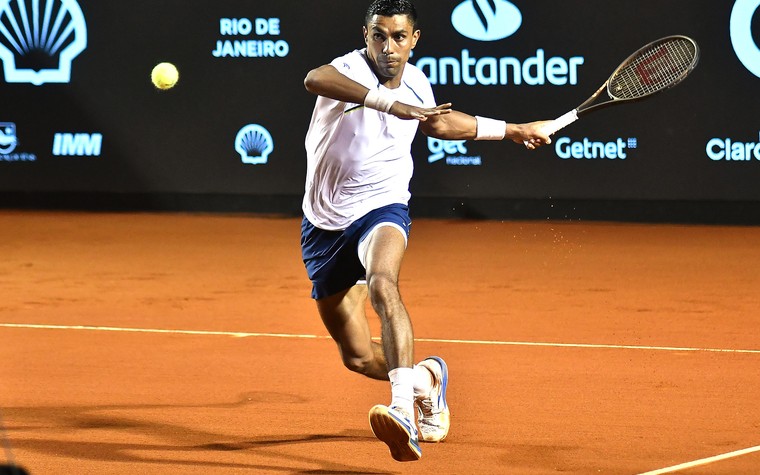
[382,38,393,55]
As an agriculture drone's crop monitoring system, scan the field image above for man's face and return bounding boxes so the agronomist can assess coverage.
[363,14,420,82]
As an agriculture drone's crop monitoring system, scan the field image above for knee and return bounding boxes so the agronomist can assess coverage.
[341,353,375,375]
[367,273,399,310]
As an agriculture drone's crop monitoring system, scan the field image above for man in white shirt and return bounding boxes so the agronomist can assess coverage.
[301,0,550,462]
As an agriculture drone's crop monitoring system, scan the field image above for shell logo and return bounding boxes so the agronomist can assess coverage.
[235,124,274,165]
[0,0,88,86]
[451,0,522,42]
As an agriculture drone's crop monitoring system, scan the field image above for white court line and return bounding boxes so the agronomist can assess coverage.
[1,323,760,354]
[414,337,760,354]
[0,323,326,340]
[637,445,760,474]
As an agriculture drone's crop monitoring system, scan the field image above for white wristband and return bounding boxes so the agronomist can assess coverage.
[475,116,507,141]
[364,88,395,113]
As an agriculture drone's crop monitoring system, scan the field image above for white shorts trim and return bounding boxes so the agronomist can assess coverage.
[357,222,408,269]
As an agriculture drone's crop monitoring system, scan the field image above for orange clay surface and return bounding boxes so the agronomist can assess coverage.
[1,211,759,474]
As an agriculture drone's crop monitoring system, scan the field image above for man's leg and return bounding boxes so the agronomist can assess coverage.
[316,284,388,380]
[361,225,423,462]
[363,226,413,371]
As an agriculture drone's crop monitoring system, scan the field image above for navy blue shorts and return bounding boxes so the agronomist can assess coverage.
[301,203,411,299]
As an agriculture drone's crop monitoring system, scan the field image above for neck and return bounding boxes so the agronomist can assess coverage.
[375,65,405,89]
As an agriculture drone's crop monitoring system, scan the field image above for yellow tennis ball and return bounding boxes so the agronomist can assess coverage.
[151,62,179,90]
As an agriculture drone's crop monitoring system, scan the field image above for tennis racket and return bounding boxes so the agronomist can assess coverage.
[528,35,700,144]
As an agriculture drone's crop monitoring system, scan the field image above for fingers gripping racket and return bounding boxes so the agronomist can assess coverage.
[530,35,700,143]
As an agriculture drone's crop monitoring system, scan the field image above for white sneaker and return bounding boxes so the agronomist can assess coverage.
[415,356,450,442]
[368,405,421,462]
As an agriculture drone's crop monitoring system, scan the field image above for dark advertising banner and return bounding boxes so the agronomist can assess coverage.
[1,0,759,214]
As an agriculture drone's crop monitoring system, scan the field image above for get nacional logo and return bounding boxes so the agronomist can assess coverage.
[0,122,17,154]
[0,0,87,85]
[0,122,36,162]
[427,137,482,166]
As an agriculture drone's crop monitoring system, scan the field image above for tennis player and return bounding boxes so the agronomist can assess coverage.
[301,0,550,462]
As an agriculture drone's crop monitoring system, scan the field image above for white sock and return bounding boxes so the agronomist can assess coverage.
[388,367,415,416]
[413,364,433,398]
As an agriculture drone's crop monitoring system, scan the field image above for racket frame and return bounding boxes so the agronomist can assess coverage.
[538,35,700,138]
[578,34,700,116]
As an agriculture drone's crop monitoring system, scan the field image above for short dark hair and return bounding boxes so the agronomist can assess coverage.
[365,0,418,28]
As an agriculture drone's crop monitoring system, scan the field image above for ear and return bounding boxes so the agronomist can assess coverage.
[411,29,421,49]
[363,26,369,45]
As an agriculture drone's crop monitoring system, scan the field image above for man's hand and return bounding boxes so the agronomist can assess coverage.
[507,121,553,150]
[389,102,453,121]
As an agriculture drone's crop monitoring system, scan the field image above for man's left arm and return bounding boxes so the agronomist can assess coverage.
[420,111,552,150]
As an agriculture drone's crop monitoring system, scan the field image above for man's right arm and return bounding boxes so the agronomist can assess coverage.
[304,65,371,105]
[304,64,451,121]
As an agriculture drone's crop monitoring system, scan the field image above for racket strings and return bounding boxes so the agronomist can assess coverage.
[609,38,697,100]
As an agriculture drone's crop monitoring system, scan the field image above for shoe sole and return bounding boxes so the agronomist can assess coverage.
[420,356,450,443]
[368,405,421,462]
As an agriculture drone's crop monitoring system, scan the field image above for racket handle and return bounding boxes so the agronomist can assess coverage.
[542,109,579,136]
[523,109,578,147]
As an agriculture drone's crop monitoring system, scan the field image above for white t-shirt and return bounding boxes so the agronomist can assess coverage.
[302,49,436,231]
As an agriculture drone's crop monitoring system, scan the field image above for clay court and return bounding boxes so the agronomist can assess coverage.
[1,211,759,474]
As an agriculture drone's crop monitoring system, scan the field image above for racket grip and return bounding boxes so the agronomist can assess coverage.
[542,109,579,136]
[523,109,578,147]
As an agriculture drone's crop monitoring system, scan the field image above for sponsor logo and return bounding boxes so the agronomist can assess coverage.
[730,0,760,78]
[706,133,760,161]
[0,122,35,161]
[451,0,521,42]
[0,0,87,86]
[213,17,289,58]
[53,132,102,156]
[414,1,585,86]
[415,48,584,86]
[0,121,17,153]
[555,136,637,160]
[635,45,683,86]
[427,137,482,166]
[235,124,273,165]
